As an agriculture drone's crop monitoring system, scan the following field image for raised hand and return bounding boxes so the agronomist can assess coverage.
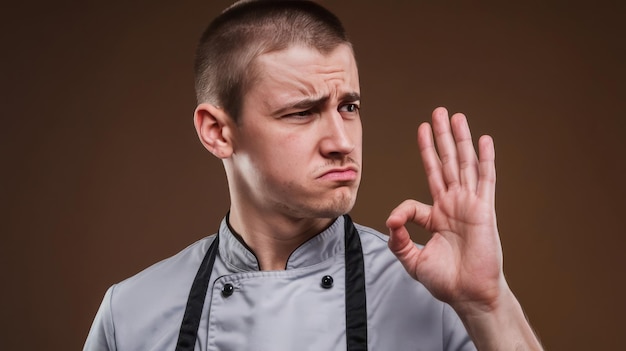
[386,107,543,350]
[386,106,503,312]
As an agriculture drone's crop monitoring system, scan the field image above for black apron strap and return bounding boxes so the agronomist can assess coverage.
[343,214,368,350]
[175,215,368,350]
[175,235,219,351]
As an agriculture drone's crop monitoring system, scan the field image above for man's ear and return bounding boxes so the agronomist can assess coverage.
[194,103,235,159]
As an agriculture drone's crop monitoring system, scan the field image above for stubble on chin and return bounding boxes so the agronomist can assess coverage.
[286,187,358,219]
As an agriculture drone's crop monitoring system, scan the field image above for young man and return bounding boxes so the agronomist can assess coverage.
[85,1,542,350]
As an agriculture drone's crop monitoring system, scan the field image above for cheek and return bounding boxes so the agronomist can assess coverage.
[255,135,310,175]
[276,138,310,169]
[350,124,363,157]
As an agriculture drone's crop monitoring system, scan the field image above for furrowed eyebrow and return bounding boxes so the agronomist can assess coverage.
[340,92,361,103]
[272,96,329,116]
[271,91,361,116]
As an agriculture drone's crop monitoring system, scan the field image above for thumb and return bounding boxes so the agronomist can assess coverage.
[387,224,421,281]
[387,224,416,258]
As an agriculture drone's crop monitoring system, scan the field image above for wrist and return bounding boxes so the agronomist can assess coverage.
[453,284,543,351]
[451,277,510,317]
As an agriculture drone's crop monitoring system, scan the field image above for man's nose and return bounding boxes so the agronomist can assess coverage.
[319,110,356,157]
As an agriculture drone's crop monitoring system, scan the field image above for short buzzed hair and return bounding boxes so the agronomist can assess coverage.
[194,0,351,122]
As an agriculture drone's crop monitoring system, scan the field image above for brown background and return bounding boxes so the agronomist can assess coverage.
[2,1,625,349]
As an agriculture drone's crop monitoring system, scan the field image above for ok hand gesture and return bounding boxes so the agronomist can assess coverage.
[386,107,543,350]
[386,107,503,311]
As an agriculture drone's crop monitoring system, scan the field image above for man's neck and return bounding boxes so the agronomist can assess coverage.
[227,209,334,271]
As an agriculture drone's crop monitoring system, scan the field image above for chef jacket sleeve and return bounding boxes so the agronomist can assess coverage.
[83,285,117,351]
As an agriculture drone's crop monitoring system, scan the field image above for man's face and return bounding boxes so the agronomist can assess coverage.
[226,44,362,220]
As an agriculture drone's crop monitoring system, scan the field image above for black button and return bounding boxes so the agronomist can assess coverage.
[222,283,234,297]
[321,275,334,289]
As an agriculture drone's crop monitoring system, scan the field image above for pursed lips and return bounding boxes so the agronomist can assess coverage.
[317,166,359,181]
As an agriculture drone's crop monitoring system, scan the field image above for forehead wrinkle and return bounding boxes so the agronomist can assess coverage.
[252,45,359,114]
[261,76,322,115]
[296,64,359,102]
[253,66,317,115]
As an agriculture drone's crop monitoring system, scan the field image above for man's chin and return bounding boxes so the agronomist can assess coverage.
[280,187,358,219]
[311,194,358,218]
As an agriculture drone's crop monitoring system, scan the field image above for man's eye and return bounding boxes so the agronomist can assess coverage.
[339,104,360,113]
[286,110,312,118]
